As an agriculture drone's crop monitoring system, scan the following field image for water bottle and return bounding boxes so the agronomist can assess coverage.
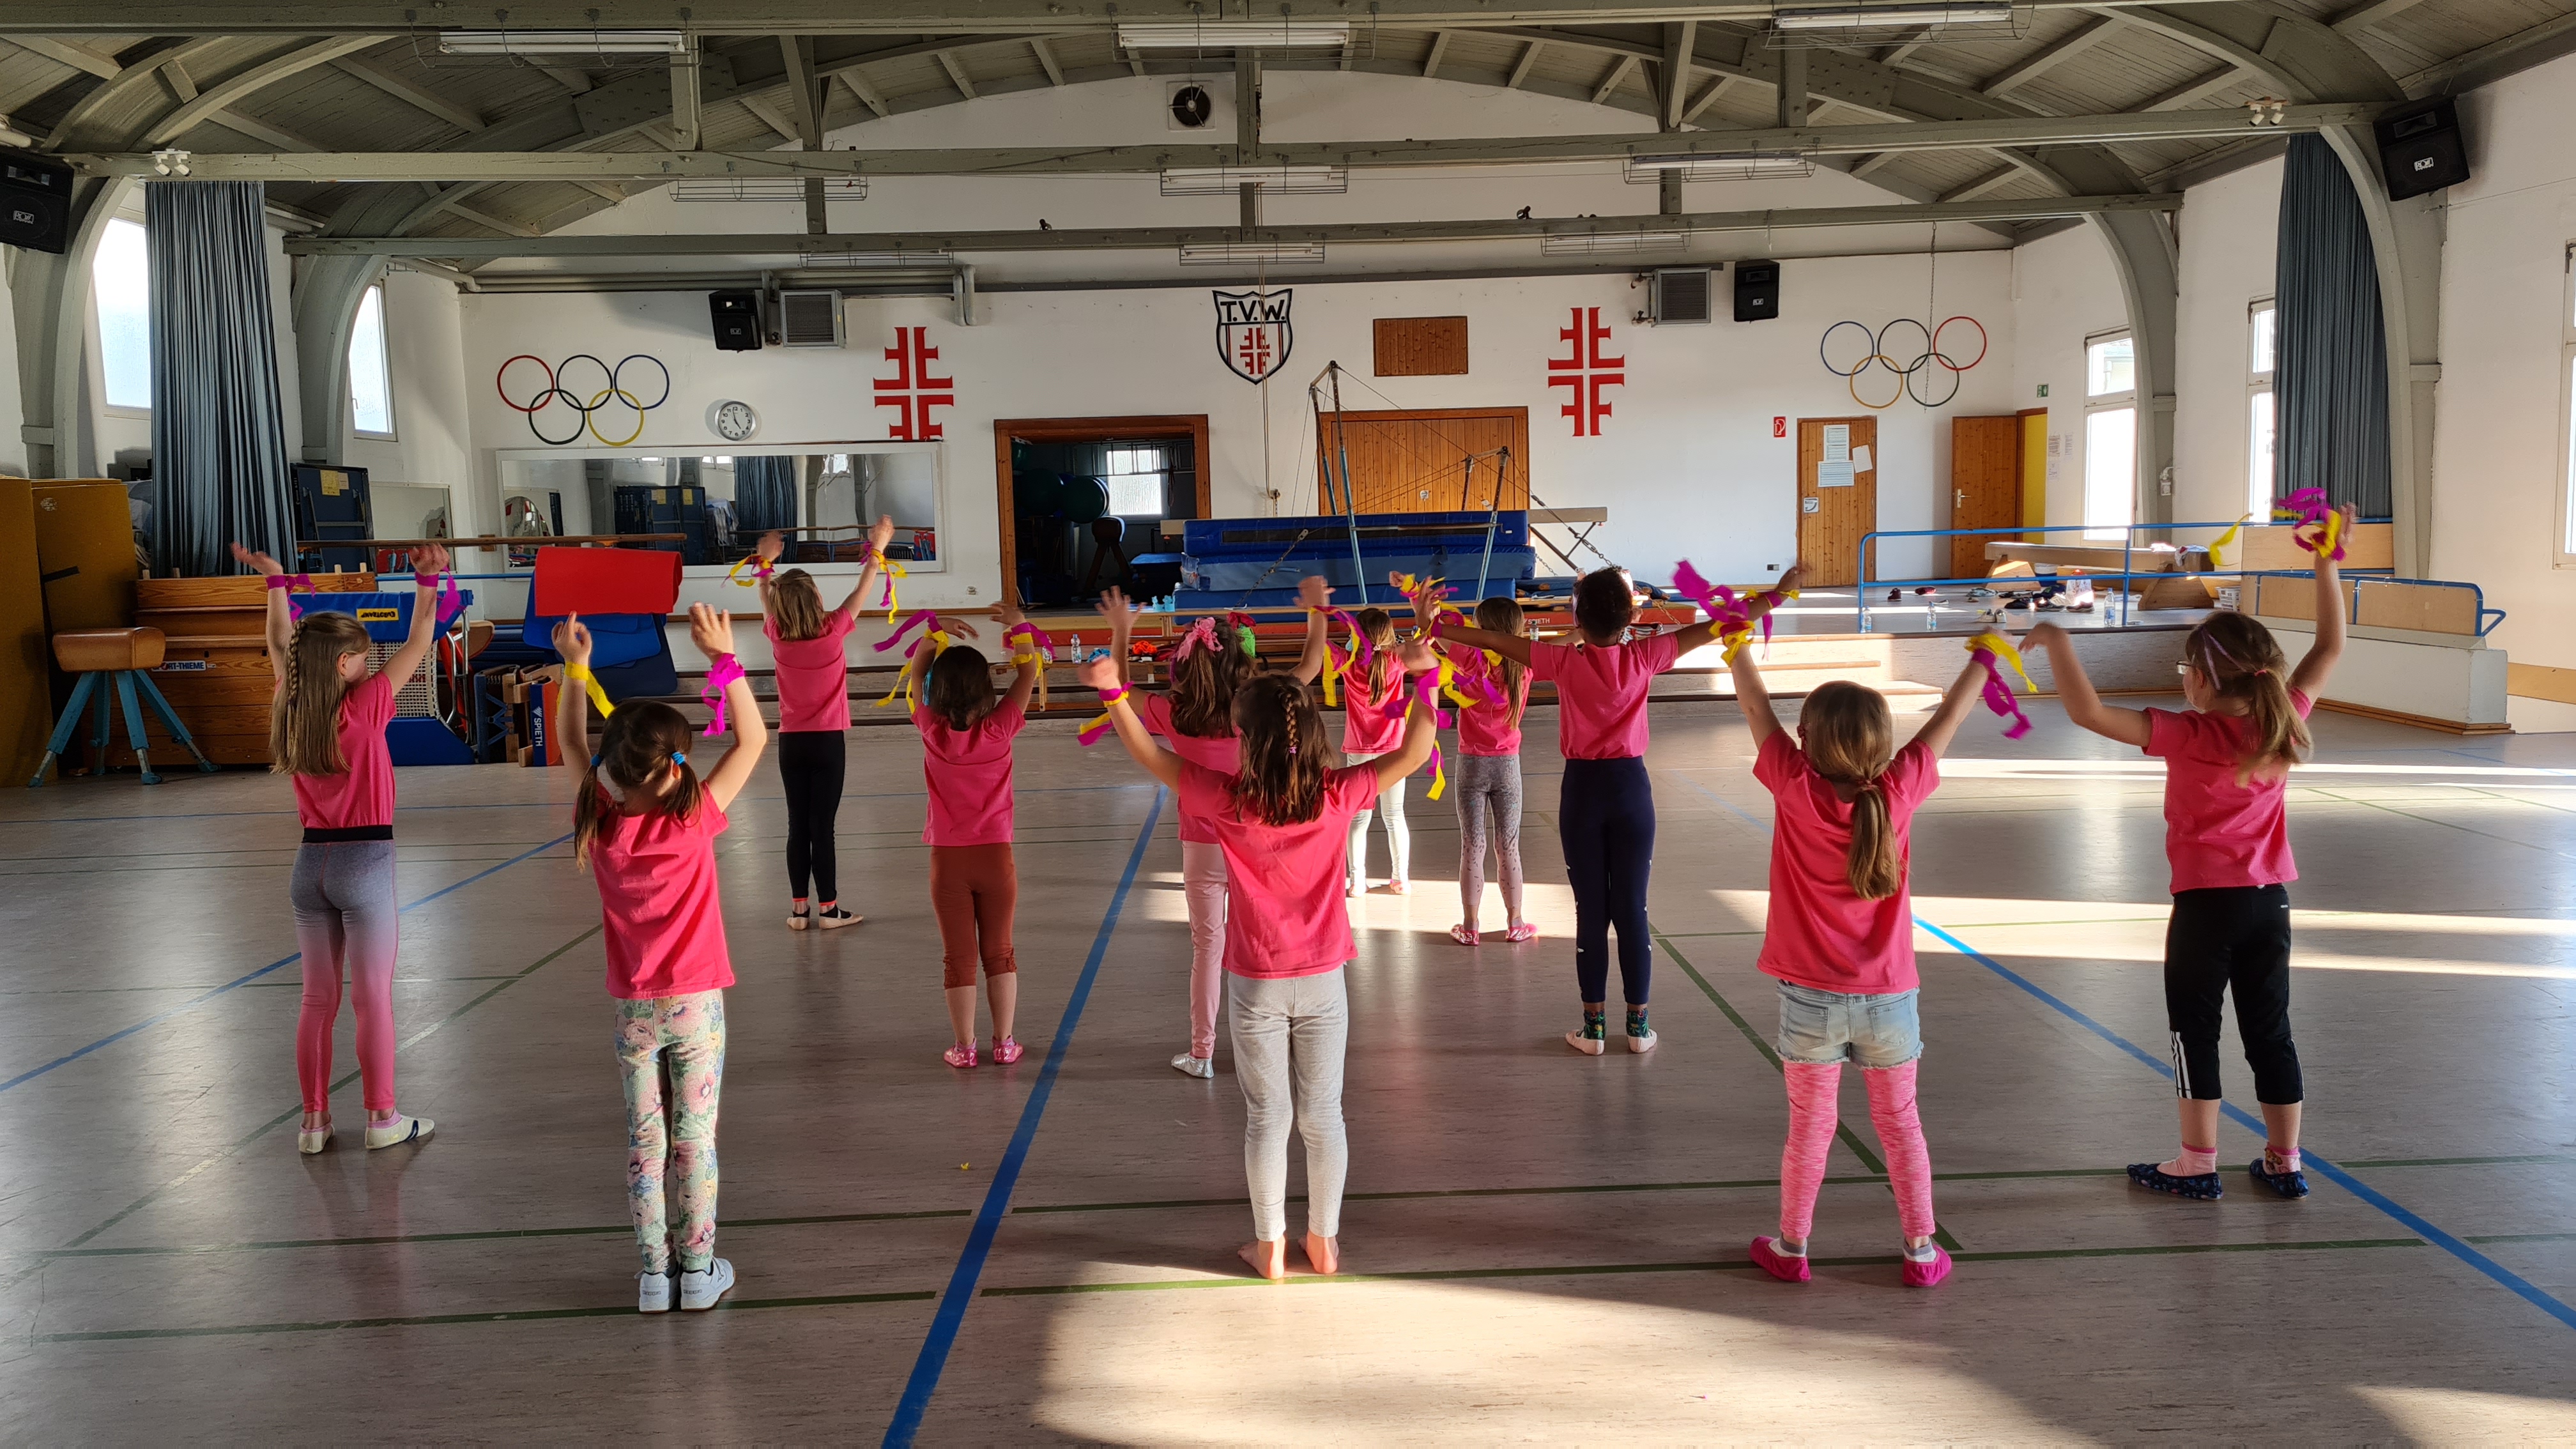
[1069,632,1083,669]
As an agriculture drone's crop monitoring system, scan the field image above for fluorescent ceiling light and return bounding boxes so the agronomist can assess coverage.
[1540,229,1688,257]
[1772,3,2011,30]
[797,250,949,268]
[1177,240,1328,265]
[1118,21,1353,48]
[439,30,688,54]
[1161,165,1349,196]
[671,178,868,203]
[1625,151,1814,182]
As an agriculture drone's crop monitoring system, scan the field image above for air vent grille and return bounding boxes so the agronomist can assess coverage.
[778,289,844,348]
[1651,268,1715,325]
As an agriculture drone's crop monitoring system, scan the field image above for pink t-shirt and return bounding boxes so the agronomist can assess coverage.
[2143,690,2314,893]
[1338,657,1412,756]
[915,700,1027,847]
[1527,630,1683,760]
[1754,733,1940,995]
[1176,760,1380,979]
[588,797,735,1000]
[767,610,854,733]
[291,672,397,831]
[1447,646,1532,757]
[1135,691,1241,845]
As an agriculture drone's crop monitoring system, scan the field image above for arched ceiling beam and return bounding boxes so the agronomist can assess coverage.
[144,36,383,144]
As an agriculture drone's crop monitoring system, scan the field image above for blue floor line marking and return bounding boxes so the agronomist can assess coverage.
[0,831,572,1096]
[1671,769,2576,1332]
[1909,916,2576,1333]
[882,788,1166,1448]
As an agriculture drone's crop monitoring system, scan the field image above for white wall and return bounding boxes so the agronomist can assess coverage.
[2170,157,2281,544]
[459,250,2016,604]
[0,250,24,477]
[2430,49,2576,671]
[344,267,481,535]
[2009,222,2128,533]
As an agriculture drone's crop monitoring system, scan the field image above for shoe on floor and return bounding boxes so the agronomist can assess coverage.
[1450,924,1480,946]
[992,1037,1025,1065]
[1903,1243,1953,1288]
[1171,1052,1215,1079]
[786,907,810,931]
[1502,923,1538,942]
[1749,1237,1811,1284]
[1565,1028,1606,1057]
[944,1042,977,1070]
[2127,1161,2223,1200]
[816,906,862,930]
[678,1258,734,1311]
[364,1114,433,1150]
[638,1268,675,1313]
[296,1117,332,1155]
[1626,1027,1658,1054]
[2249,1155,2312,1199]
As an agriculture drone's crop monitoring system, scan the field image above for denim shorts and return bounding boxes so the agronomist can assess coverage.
[1774,981,1924,1068]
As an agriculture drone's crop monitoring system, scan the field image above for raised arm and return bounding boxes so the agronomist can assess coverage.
[1372,641,1441,792]
[687,602,767,810]
[1726,638,1783,746]
[831,515,896,617]
[1292,574,1332,684]
[1674,563,1806,656]
[1096,585,1142,687]
[1435,622,1534,667]
[1908,649,1996,760]
[378,541,452,692]
[2287,502,2354,702]
[996,587,1040,714]
[551,613,594,767]
[231,542,293,685]
[2025,620,2151,747]
[1078,655,1184,789]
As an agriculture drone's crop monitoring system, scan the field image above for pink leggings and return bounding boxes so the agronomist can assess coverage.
[1779,1061,1935,1241]
[290,841,401,1114]
[1181,841,1228,1059]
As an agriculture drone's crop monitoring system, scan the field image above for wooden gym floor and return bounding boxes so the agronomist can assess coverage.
[2,698,2573,1443]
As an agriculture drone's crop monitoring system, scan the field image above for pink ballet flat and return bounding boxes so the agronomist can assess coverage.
[1749,1237,1812,1284]
[1903,1245,1953,1288]
[1450,924,1480,946]
[943,1042,977,1070]
[1502,923,1538,942]
[992,1037,1025,1064]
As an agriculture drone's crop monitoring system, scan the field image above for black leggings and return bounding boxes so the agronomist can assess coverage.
[1559,756,1656,1005]
[2165,884,2302,1104]
[778,730,847,903]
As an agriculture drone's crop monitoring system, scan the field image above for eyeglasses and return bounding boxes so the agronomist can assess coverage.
[2175,662,2195,677]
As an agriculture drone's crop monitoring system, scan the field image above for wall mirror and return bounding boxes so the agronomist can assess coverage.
[489,441,945,575]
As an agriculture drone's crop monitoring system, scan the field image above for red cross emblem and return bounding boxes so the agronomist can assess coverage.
[1545,306,1625,438]
[874,327,955,441]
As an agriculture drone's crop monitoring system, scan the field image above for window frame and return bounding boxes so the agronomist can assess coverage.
[1103,442,1169,517]
[348,281,398,442]
[89,213,152,419]
[2248,296,2276,518]
[2560,249,2576,567]
[2081,327,2137,543]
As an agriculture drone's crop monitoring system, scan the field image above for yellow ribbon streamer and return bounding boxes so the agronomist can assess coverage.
[1965,630,2035,692]
[2206,512,2253,569]
[2317,507,2343,561]
[1013,649,1048,711]
[875,628,950,710]
[562,663,614,717]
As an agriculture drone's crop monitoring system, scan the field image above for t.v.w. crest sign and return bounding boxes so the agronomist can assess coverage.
[1213,289,1294,383]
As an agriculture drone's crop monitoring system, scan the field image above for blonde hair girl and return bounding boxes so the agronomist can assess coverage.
[750,516,895,931]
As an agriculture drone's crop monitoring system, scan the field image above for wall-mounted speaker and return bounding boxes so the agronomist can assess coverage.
[0,148,73,256]
[2374,97,2469,202]
[1733,261,1780,323]
[708,290,762,351]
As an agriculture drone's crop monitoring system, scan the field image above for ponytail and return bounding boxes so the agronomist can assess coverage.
[1843,779,1902,901]
[1799,680,1905,901]
[2184,613,2308,783]
[1349,608,1398,703]
[1473,596,1529,729]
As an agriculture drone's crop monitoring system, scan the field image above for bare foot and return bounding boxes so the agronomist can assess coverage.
[1239,1239,1287,1280]
[1299,1233,1340,1276]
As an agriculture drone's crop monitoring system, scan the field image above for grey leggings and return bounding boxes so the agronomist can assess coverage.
[1230,967,1350,1243]
[1453,752,1526,928]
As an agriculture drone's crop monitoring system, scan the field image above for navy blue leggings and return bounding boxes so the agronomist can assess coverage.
[1558,756,1656,1005]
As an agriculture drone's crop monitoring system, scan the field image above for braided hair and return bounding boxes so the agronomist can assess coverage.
[1228,673,1334,825]
[269,611,373,777]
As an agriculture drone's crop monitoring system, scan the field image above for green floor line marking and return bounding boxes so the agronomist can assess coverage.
[32,1289,937,1344]
[981,1237,2428,1298]
[54,924,605,1254]
[2466,1232,2576,1245]
[37,1204,976,1259]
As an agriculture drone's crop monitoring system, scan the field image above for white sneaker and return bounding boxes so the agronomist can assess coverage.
[365,1114,433,1150]
[638,1268,675,1314]
[1627,1027,1659,1054]
[1565,1029,1606,1057]
[679,1257,735,1311]
[1171,1052,1214,1079]
[297,1118,332,1155]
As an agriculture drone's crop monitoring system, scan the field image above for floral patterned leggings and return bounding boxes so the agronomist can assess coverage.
[615,990,726,1274]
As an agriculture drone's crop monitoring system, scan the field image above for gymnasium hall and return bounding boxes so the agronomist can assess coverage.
[3,1,2575,1440]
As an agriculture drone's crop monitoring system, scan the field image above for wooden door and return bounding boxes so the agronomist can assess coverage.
[1795,416,1878,586]
[1315,407,1529,515]
[1948,415,2021,578]
[2018,408,2048,543]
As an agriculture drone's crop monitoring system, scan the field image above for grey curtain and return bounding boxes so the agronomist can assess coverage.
[146,181,296,576]
[2274,134,2391,518]
[733,456,798,534]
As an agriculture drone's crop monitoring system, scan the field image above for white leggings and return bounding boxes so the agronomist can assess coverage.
[1340,753,1409,893]
[1231,967,1350,1242]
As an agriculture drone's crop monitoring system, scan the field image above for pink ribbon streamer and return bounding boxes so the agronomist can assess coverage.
[434,571,466,631]
[2273,487,2347,561]
[1970,647,2032,740]
[1673,559,1789,657]
[873,608,939,653]
[271,573,314,621]
[1002,621,1054,657]
[700,655,747,737]
[1172,616,1223,662]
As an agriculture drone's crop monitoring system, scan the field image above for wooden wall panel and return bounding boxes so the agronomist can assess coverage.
[1947,415,2021,578]
[1372,316,1469,376]
[1315,408,1529,514]
[1795,416,1878,586]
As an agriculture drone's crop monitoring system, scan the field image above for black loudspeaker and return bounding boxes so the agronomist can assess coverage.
[708,290,762,351]
[2375,97,2469,201]
[0,148,72,256]
[1733,261,1780,323]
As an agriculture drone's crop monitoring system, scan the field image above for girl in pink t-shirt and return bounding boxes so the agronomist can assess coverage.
[233,540,449,1158]
[1437,594,1537,947]
[1082,656,1436,1282]
[907,595,1041,1069]
[1440,565,1802,1055]
[1731,642,1995,1291]
[2026,505,2352,1205]
[752,514,894,933]
[1291,584,1414,896]
[558,603,766,1314]
[1099,588,1254,1078]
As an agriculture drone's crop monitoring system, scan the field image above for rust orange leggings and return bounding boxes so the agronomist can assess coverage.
[931,843,1019,989]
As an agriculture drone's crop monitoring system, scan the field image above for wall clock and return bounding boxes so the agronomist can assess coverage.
[709,399,758,442]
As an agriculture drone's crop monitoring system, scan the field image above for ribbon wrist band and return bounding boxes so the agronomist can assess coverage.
[563,663,615,717]
[1964,630,2035,739]
[700,654,747,736]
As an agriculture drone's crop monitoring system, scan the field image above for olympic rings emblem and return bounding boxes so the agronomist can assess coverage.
[496,353,672,446]
[1817,316,1987,410]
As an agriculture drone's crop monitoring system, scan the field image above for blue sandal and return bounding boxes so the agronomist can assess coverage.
[2248,1156,2311,1199]
[2127,1162,2224,1200]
